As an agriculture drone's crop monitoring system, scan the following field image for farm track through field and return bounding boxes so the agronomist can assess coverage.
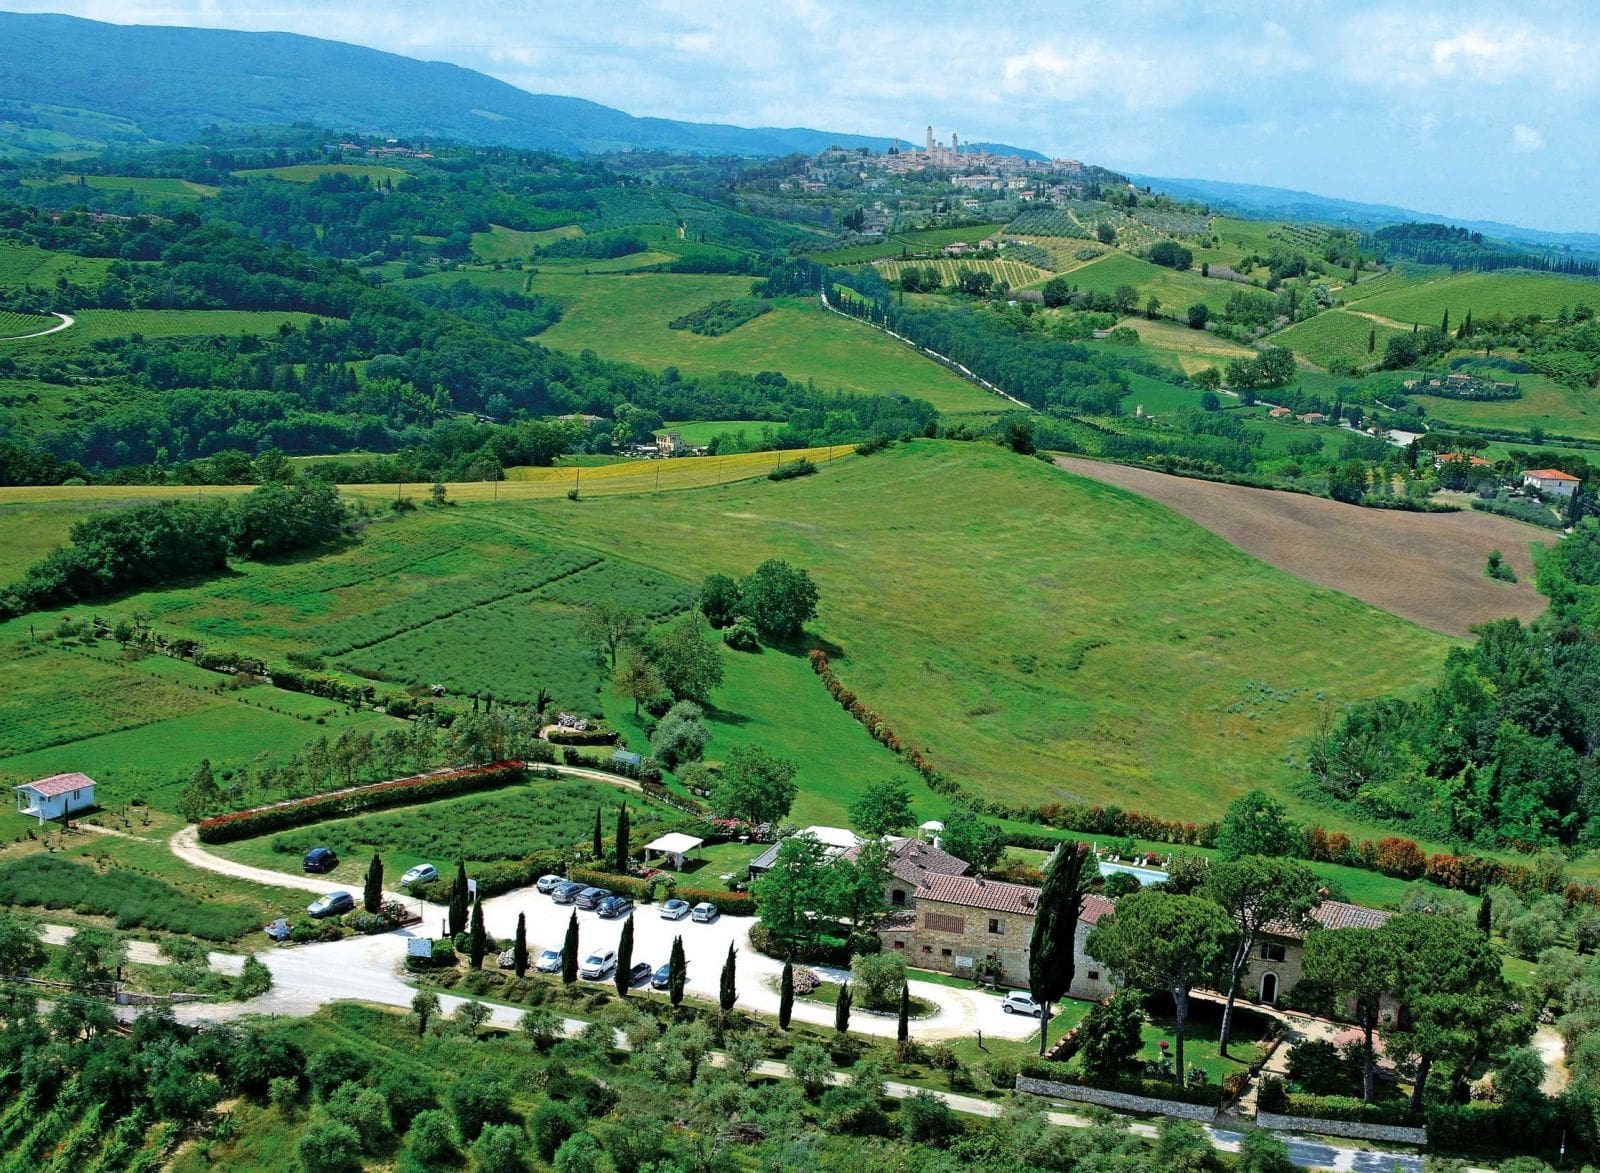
[0,311,73,340]
[1054,457,1558,637]
[1341,307,1411,330]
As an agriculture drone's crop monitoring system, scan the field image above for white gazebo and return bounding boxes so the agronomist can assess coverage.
[643,832,705,871]
[919,819,945,841]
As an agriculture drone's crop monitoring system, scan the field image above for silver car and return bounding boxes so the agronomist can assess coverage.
[535,874,565,894]
[534,948,563,974]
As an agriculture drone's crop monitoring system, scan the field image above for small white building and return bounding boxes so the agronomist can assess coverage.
[1523,468,1580,498]
[14,772,96,823]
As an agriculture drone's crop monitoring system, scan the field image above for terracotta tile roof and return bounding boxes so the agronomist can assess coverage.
[1525,468,1579,481]
[17,772,95,798]
[917,874,1040,916]
[843,836,971,888]
[1079,893,1116,926]
[1265,899,1392,938]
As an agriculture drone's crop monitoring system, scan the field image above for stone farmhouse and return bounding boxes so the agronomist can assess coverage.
[1251,900,1393,1007]
[838,835,971,909]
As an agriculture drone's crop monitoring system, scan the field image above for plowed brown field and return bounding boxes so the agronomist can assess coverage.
[1055,457,1558,637]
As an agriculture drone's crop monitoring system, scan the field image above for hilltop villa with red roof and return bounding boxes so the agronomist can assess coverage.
[13,772,97,823]
[1523,468,1580,497]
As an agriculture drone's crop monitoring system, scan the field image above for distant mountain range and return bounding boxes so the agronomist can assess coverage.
[0,11,1042,160]
[1131,174,1600,256]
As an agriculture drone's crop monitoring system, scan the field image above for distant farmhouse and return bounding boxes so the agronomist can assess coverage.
[1524,468,1580,497]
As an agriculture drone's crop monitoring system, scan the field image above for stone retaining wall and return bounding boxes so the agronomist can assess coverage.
[1256,1109,1427,1145]
[1015,1076,1217,1121]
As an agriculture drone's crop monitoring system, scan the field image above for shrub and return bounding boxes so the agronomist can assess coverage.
[531,1101,579,1162]
[649,701,710,768]
[450,1070,512,1140]
[1256,1075,1288,1114]
[1373,836,1427,879]
[853,952,907,1012]
[768,457,817,481]
[296,1119,362,1173]
[324,1082,393,1153]
[406,1109,457,1165]
[1286,1038,1348,1095]
[721,619,761,652]
[676,887,756,916]
[474,1122,528,1173]
[901,1089,961,1142]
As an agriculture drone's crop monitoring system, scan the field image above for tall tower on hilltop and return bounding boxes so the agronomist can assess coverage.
[951,132,959,154]
[926,125,935,154]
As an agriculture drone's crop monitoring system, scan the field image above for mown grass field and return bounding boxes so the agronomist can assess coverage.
[659,420,761,446]
[1066,250,1235,314]
[528,271,1001,412]
[1103,316,1254,375]
[1347,269,1600,324]
[0,238,116,290]
[808,222,1005,265]
[233,162,412,184]
[523,441,1452,823]
[21,173,218,199]
[1270,308,1407,369]
[0,309,53,338]
[874,257,1051,289]
[0,308,324,352]
[471,222,581,261]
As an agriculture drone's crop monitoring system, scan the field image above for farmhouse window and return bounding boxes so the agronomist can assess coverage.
[892,940,904,950]
[1261,942,1287,962]
[987,918,1002,935]
[921,945,932,954]
[940,948,952,958]
[891,889,906,906]
[1088,970,1100,981]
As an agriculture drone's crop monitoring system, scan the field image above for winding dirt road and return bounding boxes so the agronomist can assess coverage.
[0,311,75,340]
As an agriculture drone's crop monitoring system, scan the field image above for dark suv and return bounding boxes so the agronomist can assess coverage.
[302,847,338,874]
[575,886,612,910]
[596,895,634,919]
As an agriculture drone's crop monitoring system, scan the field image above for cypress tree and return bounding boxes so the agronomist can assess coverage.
[1368,327,1376,354]
[363,852,383,915]
[469,897,486,970]
[1478,892,1493,937]
[719,941,738,1012]
[779,960,794,1030]
[593,805,604,860]
[669,935,687,1007]
[614,803,630,875]
[561,909,579,985]
[615,913,634,998]
[513,912,528,978]
[897,981,910,1044]
[448,861,469,938]
[1441,308,1449,335]
[1568,486,1585,527]
[835,981,852,1035]
[1028,840,1092,1056]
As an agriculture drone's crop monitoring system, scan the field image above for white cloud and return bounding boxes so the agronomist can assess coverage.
[1512,123,1545,153]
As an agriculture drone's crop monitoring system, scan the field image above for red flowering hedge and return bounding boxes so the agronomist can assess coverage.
[196,762,526,844]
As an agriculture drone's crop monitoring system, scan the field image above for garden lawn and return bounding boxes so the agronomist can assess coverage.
[529,270,1000,413]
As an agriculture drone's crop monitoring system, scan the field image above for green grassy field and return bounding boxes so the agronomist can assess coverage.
[1066,250,1236,315]
[1103,316,1255,376]
[523,441,1452,823]
[0,239,116,290]
[1270,309,1408,369]
[875,257,1052,290]
[471,222,582,261]
[0,308,324,352]
[808,222,1006,265]
[21,173,218,199]
[659,420,766,445]
[1410,369,1600,438]
[529,271,1001,412]
[1347,269,1600,324]
[233,162,412,184]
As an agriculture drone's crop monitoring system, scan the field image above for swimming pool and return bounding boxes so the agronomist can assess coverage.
[1098,859,1168,885]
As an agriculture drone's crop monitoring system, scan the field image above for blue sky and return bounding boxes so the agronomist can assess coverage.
[13,0,1598,231]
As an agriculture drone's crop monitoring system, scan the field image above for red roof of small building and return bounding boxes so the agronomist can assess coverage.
[1525,468,1580,481]
[1079,892,1117,926]
[1264,899,1392,939]
[18,772,96,798]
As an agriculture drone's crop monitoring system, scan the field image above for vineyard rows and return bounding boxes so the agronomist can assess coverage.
[874,257,1052,289]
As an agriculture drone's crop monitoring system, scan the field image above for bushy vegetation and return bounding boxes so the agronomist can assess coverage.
[667,296,772,336]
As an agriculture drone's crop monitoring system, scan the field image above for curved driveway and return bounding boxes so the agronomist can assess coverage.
[1,311,74,340]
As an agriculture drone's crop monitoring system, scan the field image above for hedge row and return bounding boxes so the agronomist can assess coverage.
[547,727,619,747]
[566,865,660,902]
[196,763,526,843]
[413,848,572,903]
[1017,1061,1223,1107]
